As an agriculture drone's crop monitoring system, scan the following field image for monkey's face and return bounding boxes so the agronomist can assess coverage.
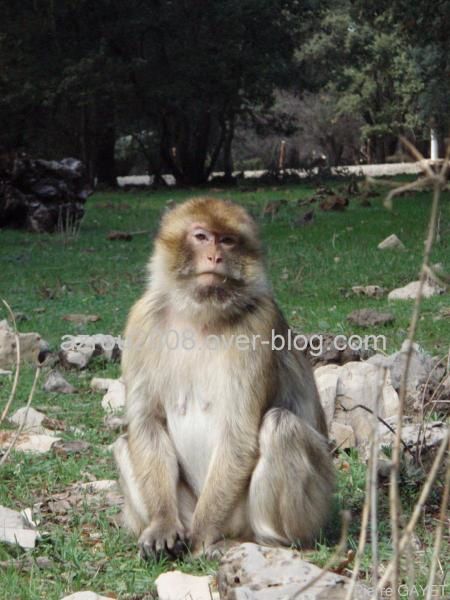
[151,198,269,317]
[185,223,239,287]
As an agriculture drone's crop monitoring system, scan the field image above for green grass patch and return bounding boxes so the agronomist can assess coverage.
[0,182,448,598]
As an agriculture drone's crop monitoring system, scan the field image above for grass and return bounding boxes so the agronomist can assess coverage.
[0,180,449,599]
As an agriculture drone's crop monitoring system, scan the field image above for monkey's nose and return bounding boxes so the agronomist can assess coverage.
[207,255,222,264]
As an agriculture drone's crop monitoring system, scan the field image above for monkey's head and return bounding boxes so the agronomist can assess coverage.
[150,197,269,322]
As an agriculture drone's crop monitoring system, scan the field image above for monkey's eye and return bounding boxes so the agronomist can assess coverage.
[194,232,207,242]
[220,236,236,246]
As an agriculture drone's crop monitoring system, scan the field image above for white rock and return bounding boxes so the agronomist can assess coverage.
[218,543,370,599]
[0,369,12,377]
[377,234,405,250]
[101,380,126,413]
[90,377,117,392]
[60,593,114,600]
[351,285,385,298]
[0,431,60,454]
[314,361,399,447]
[314,365,339,427]
[43,369,77,393]
[368,341,440,392]
[380,421,447,452]
[0,505,39,549]
[91,334,120,361]
[334,361,399,446]
[330,421,356,449]
[77,480,119,493]
[441,374,450,395]
[61,349,92,369]
[60,334,123,365]
[9,407,47,432]
[156,571,219,600]
[388,280,444,300]
[0,320,49,369]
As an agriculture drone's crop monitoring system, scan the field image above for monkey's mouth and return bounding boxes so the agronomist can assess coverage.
[196,271,228,285]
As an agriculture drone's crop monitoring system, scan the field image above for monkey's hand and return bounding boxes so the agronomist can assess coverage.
[138,518,189,560]
[190,522,222,558]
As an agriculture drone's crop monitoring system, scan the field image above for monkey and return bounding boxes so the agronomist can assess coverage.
[113,197,334,559]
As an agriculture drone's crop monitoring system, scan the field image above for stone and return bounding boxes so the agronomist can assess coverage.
[377,234,405,250]
[333,361,399,446]
[0,505,39,549]
[440,374,450,398]
[315,361,399,447]
[77,480,119,494]
[347,309,395,328]
[0,431,60,453]
[59,348,93,369]
[304,333,368,367]
[314,365,339,427]
[388,280,445,300]
[330,421,356,449]
[52,440,90,456]
[43,369,77,393]
[156,571,219,600]
[9,407,47,433]
[0,320,49,369]
[218,543,370,599]
[62,314,101,324]
[319,195,348,211]
[101,380,126,413]
[351,285,385,298]
[0,156,91,233]
[379,421,447,453]
[368,341,442,392]
[60,333,123,366]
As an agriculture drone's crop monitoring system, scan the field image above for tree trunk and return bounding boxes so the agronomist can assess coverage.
[94,99,117,187]
[223,117,235,182]
[80,105,94,183]
[369,137,386,163]
[95,125,117,187]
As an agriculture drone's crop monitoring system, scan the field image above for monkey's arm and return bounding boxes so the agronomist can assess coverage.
[127,410,186,557]
[190,420,259,552]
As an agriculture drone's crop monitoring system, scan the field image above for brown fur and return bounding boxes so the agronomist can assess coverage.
[114,197,334,558]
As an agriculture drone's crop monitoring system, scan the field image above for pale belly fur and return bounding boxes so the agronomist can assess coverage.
[163,341,231,497]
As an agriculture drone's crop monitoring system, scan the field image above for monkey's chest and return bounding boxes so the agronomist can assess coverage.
[166,379,225,497]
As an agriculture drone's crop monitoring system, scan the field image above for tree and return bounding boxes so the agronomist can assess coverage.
[296,1,426,162]
[352,1,450,151]
[0,0,311,185]
[0,0,126,185]
[113,0,306,184]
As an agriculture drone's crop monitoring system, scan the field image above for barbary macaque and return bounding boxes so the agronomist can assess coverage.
[114,197,334,559]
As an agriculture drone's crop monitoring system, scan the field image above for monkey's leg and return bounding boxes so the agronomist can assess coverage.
[113,431,195,558]
[248,408,334,547]
[189,425,259,555]
[114,434,148,535]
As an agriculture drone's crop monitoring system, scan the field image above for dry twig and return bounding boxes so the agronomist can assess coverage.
[425,444,450,600]
[374,428,449,597]
[0,299,21,426]
[387,138,446,598]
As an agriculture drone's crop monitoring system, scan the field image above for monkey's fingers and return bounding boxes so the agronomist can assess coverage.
[138,526,189,561]
[167,533,191,559]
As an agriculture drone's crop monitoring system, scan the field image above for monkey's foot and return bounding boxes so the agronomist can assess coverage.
[138,521,189,561]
